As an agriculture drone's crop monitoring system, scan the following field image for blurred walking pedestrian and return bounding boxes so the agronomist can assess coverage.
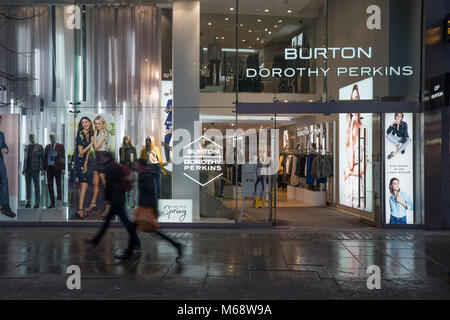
[85,152,140,260]
[134,158,182,260]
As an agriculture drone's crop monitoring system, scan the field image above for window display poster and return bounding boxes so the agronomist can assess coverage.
[385,113,414,224]
[283,130,289,149]
[338,78,374,213]
[0,114,18,220]
[241,164,265,198]
[67,113,116,220]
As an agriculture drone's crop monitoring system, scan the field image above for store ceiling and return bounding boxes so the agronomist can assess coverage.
[200,0,323,50]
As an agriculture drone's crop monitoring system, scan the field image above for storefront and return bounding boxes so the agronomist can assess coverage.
[0,0,427,227]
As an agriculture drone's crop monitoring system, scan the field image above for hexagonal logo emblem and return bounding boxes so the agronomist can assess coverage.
[182,136,223,186]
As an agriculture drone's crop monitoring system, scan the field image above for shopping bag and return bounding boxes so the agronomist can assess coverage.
[135,207,159,232]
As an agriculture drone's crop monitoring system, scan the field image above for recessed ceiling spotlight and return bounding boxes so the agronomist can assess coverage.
[264,28,268,31]
[257,19,262,22]
[240,23,243,27]
[248,30,252,32]
[256,37,260,41]
[278,19,283,23]
[225,17,229,21]
[216,36,219,39]
[274,25,278,28]
[268,31,272,35]
[287,10,292,13]
[208,22,212,26]
[229,7,234,11]
[242,39,246,42]
[249,46,252,49]
[264,9,269,13]
[221,36,225,39]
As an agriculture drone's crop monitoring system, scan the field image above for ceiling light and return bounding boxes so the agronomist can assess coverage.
[257,19,262,22]
[287,10,292,13]
[242,39,246,42]
[225,17,229,21]
[249,46,252,49]
[264,9,269,13]
[248,30,252,32]
[240,24,243,27]
[216,36,219,39]
[268,31,272,34]
[221,36,224,39]
[278,19,283,23]
[208,22,212,26]
[256,37,260,41]
[274,25,278,28]
[229,7,234,11]
[264,28,268,31]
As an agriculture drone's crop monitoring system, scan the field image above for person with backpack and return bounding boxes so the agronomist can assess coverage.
[85,152,140,260]
[134,158,182,260]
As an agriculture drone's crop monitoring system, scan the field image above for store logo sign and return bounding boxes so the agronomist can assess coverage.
[297,128,323,137]
[182,136,223,187]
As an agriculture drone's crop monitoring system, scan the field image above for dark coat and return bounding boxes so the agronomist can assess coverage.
[138,167,158,211]
[104,160,126,205]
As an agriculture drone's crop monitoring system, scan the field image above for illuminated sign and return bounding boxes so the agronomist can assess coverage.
[245,46,414,78]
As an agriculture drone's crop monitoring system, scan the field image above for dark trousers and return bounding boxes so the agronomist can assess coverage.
[154,230,179,249]
[93,202,140,252]
[47,166,62,205]
[208,61,220,86]
[0,158,9,207]
[25,167,40,205]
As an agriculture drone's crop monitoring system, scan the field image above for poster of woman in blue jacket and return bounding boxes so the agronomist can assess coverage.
[388,178,413,224]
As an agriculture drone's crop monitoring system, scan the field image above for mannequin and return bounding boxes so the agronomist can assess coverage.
[43,133,65,208]
[207,37,222,86]
[22,133,43,208]
[0,115,15,218]
[139,136,163,199]
[163,99,173,162]
[120,136,137,207]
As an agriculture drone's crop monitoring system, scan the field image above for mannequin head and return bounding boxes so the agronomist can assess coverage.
[145,136,155,152]
[122,136,132,147]
[29,133,35,144]
[49,132,56,144]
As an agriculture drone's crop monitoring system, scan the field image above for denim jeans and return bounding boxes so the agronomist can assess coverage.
[25,167,40,205]
[0,158,9,207]
[386,135,411,153]
[389,215,407,224]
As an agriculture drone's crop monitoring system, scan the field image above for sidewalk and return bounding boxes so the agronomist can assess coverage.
[0,227,450,300]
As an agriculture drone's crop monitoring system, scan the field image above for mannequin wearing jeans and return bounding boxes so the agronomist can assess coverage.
[139,136,163,199]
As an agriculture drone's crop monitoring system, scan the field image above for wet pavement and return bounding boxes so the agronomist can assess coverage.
[1,227,450,300]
